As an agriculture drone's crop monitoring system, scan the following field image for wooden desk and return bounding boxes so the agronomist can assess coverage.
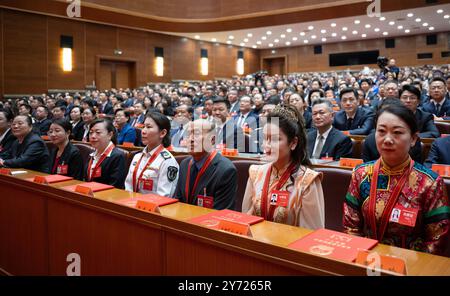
[1,170,449,276]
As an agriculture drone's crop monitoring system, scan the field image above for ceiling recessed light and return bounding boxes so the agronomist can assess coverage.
[321,37,327,42]
[383,32,388,36]
[211,38,217,42]
[405,29,410,33]
[380,17,386,21]
[389,21,395,25]
[244,38,249,42]
[252,45,257,49]
[308,26,314,30]
[226,40,232,44]
[261,36,267,40]
[415,18,421,22]
[267,31,272,35]
[437,9,444,14]
[240,42,245,46]
[194,35,200,39]
[331,23,337,27]
[304,40,309,44]
[354,20,360,24]
[274,39,279,43]
[228,35,234,40]
[374,28,380,32]
[271,50,276,54]
[292,37,298,41]
[332,33,337,37]
[256,41,262,45]
[285,41,291,46]
[397,25,404,30]
[280,34,286,38]
[341,36,347,40]
[444,15,450,19]
[268,43,274,47]
[365,24,371,28]
[352,30,358,35]
[247,33,253,37]
[407,13,414,17]
[300,32,306,36]
[362,34,367,38]
[342,27,348,31]
[429,27,435,31]
[422,23,429,27]
[321,29,327,34]
[286,28,292,33]
[311,35,317,39]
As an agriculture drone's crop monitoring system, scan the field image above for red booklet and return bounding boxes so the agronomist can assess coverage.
[288,228,378,263]
[26,175,73,184]
[116,194,178,208]
[61,182,114,193]
[188,209,264,229]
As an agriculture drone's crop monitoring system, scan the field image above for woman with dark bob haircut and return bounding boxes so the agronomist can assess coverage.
[242,105,325,229]
[125,112,179,197]
[344,104,449,255]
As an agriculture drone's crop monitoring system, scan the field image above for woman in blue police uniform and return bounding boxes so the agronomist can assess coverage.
[125,112,179,197]
[47,118,84,180]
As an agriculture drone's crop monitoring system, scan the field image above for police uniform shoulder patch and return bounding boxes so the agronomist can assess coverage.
[161,151,171,160]
[167,166,178,182]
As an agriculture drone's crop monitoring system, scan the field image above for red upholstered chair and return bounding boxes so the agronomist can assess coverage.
[435,121,450,135]
[231,160,261,212]
[314,167,353,232]
[73,143,95,166]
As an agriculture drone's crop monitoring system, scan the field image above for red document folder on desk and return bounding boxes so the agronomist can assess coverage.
[61,182,114,193]
[288,228,378,263]
[117,194,178,208]
[26,175,73,184]
[189,209,264,229]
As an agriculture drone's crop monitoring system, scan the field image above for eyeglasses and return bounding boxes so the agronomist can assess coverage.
[400,95,418,101]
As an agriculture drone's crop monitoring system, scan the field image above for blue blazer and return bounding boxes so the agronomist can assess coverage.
[333,108,374,135]
[117,123,136,145]
[415,109,440,138]
[425,137,450,168]
[307,127,353,160]
[422,99,450,118]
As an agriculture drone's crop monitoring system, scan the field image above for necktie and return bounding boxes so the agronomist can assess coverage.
[216,127,223,145]
[436,103,441,115]
[238,115,245,127]
[189,163,199,199]
[346,118,353,130]
[313,135,324,159]
[178,125,184,144]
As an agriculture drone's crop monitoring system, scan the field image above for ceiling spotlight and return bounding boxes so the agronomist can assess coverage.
[252,45,257,49]
[267,31,272,35]
[304,40,309,44]
[244,38,249,42]
[285,41,291,46]
[308,26,314,30]
[354,20,360,24]
[321,29,327,34]
[444,15,450,19]
[405,29,410,33]
[374,28,380,32]
[321,38,327,42]
[342,27,348,31]
[407,13,414,17]
[262,36,267,40]
[332,33,337,37]
[311,35,317,39]
[341,36,347,40]
[274,39,279,43]
[268,43,274,47]
[271,50,276,54]
[226,40,232,44]
[365,24,371,28]
[292,37,298,41]
[415,18,421,22]
[437,9,444,14]
[194,35,200,39]
[331,23,337,27]
[228,35,234,40]
[352,30,358,35]
[300,32,306,36]
[379,17,386,21]
[247,33,253,37]
[280,34,286,38]
[383,32,388,36]
[256,41,262,45]
[211,38,217,42]
[286,28,292,33]
[422,23,429,27]
[429,27,435,31]
[240,42,245,46]
[397,25,404,30]
[362,34,367,38]
[389,21,395,25]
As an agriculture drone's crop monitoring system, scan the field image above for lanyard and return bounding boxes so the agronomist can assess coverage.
[87,144,115,181]
[261,162,297,221]
[185,151,217,204]
[368,158,413,241]
[132,145,164,192]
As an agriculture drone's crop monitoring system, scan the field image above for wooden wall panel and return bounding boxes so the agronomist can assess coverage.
[0,10,3,97]
[47,17,85,90]
[3,10,47,94]
[171,37,197,81]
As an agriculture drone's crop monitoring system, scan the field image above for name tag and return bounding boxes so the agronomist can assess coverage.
[270,190,289,207]
[140,178,153,191]
[389,204,419,227]
[57,164,68,175]
[92,167,102,178]
[197,195,214,208]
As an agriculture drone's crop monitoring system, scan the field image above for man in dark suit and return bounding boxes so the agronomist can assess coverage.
[422,77,450,119]
[171,104,193,147]
[98,92,114,115]
[333,88,374,135]
[33,106,52,136]
[227,89,240,115]
[130,102,146,127]
[308,99,353,160]
[174,119,237,210]
[233,96,259,131]
[212,97,245,152]
[425,136,450,168]
[400,84,440,138]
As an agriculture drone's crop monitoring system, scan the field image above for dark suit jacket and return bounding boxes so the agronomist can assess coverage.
[33,118,52,136]
[48,142,84,180]
[415,109,440,138]
[307,127,353,160]
[71,121,85,141]
[303,110,312,130]
[425,136,450,168]
[362,131,422,163]
[85,147,127,189]
[174,153,237,210]
[217,120,245,152]
[333,108,374,135]
[0,129,16,159]
[3,132,50,173]
[233,111,260,130]
[100,101,114,115]
[422,99,450,118]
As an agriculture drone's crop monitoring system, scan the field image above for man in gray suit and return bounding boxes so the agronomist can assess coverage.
[173,119,237,210]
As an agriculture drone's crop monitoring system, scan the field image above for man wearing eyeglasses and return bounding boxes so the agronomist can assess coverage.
[422,77,450,120]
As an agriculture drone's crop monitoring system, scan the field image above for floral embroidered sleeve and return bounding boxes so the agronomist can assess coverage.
[343,167,366,237]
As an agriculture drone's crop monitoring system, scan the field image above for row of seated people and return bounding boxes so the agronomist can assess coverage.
[0,103,449,257]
